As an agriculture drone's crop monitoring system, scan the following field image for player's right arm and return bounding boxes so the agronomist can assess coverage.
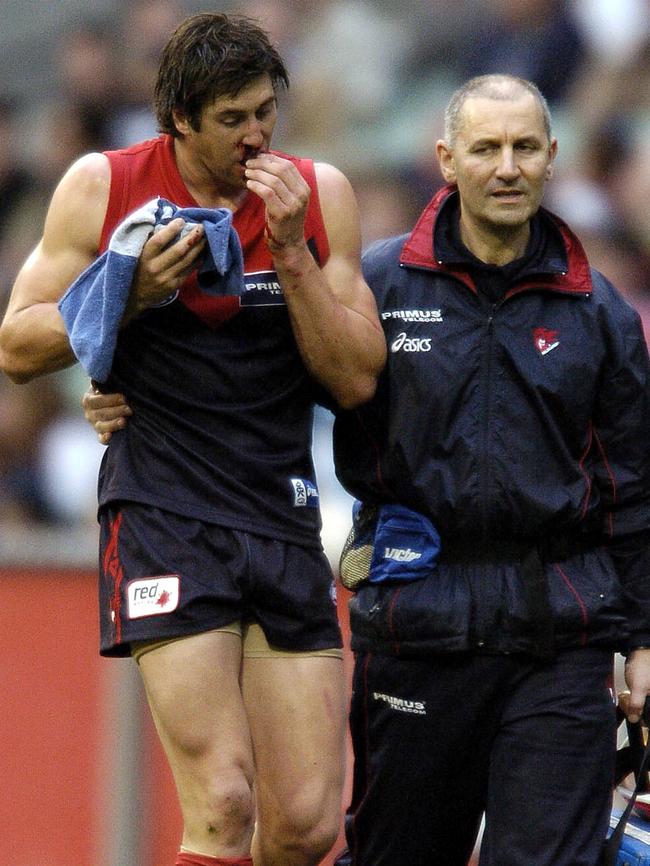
[0,153,207,384]
[0,152,111,383]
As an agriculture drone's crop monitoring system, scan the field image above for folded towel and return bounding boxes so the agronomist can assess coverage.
[58,197,244,382]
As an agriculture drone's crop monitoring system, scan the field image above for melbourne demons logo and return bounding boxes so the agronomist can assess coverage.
[533,327,560,355]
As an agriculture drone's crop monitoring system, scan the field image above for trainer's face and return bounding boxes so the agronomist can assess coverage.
[174,74,278,192]
[436,92,557,255]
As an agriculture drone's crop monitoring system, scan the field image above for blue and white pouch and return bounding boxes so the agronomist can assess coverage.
[339,500,441,590]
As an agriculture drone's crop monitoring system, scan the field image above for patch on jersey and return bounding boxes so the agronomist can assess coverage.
[126,575,180,619]
[240,270,286,307]
[533,326,560,355]
[290,477,320,508]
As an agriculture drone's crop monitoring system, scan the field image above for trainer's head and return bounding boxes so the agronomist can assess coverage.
[442,74,552,148]
[154,12,289,137]
[435,74,558,261]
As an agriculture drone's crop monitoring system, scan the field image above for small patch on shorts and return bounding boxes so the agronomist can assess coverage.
[126,575,180,619]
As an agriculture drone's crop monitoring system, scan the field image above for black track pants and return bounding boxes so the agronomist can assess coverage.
[340,648,616,866]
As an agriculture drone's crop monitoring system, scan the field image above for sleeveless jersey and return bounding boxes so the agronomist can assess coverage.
[97,134,331,547]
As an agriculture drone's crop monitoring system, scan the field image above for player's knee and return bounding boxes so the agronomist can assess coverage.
[267,798,340,864]
[195,773,256,847]
[300,816,339,863]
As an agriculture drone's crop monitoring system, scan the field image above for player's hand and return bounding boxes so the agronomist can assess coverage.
[82,382,132,445]
[127,218,206,317]
[244,153,310,253]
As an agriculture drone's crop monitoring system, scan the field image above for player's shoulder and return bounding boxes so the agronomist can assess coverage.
[52,152,111,215]
[309,162,357,222]
[313,160,352,191]
[104,135,166,160]
[61,151,110,184]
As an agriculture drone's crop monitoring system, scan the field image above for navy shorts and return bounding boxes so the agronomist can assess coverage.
[98,502,342,657]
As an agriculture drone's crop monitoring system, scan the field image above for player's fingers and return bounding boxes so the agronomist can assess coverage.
[132,226,205,307]
[145,222,205,271]
[245,175,295,210]
[86,405,132,423]
[166,232,207,278]
[81,391,124,409]
[82,386,132,437]
[245,158,309,207]
[81,388,130,411]
[88,414,128,440]
[145,218,187,256]
[245,151,301,182]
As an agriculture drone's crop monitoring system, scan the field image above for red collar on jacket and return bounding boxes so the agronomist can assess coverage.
[399,184,593,297]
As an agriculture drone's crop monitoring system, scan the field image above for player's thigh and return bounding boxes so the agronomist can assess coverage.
[242,650,346,813]
[138,629,253,775]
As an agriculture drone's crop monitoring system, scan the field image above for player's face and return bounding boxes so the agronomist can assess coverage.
[176,74,278,192]
[437,92,557,251]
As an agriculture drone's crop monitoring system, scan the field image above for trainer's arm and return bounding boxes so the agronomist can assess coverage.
[0,153,111,382]
[245,155,386,409]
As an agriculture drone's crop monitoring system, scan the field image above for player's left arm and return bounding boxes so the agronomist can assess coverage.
[245,154,386,409]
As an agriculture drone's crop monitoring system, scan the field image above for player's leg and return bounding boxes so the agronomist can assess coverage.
[241,631,346,866]
[240,537,346,865]
[99,505,259,863]
[137,629,256,859]
[480,647,616,866]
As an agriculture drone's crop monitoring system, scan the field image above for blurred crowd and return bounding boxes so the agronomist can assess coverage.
[1,0,650,540]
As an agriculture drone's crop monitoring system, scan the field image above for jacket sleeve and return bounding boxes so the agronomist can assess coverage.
[593,287,650,647]
[607,529,650,650]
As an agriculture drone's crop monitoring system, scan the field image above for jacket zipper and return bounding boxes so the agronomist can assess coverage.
[479,303,499,543]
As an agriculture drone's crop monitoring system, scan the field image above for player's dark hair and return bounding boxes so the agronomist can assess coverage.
[154,12,289,137]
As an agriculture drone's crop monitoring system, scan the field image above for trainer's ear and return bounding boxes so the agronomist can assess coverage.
[545,137,558,180]
[436,140,456,183]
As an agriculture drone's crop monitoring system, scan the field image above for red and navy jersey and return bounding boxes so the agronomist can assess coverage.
[97,135,330,547]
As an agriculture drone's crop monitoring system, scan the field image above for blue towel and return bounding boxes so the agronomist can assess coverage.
[58,197,244,383]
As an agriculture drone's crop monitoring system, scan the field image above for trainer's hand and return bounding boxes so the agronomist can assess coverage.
[82,382,132,445]
[244,153,310,253]
[623,648,650,723]
[126,218,206,319]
